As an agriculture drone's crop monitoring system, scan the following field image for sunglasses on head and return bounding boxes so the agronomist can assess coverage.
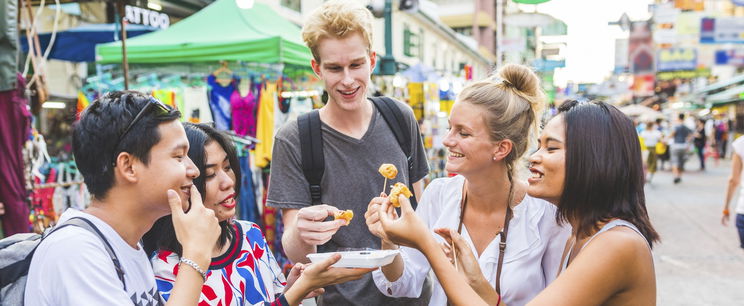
[111,95,173,167]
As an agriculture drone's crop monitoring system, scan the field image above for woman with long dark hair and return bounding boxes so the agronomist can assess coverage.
[143,123,372,306]
[365,64,568,305]
[377,100,659,305]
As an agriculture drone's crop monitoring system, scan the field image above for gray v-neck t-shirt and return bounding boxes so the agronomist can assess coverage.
[267,99,430,305]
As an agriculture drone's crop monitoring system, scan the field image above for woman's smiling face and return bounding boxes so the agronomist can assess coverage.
[442,101,500,176]
[203,141,237,222]
[527,115,566,205]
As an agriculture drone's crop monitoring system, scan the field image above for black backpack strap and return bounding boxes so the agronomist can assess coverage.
[0,217,127,290]
[0,221,97,289]
[64,217,127,291]
[298,110,325,205]
[369,97,419,209]
[370,97,411,158]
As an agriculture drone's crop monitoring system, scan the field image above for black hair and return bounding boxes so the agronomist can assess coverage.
[678,113,685,120]
[556,100,659,247]
[72,90,180,199]
[143,123,241,257]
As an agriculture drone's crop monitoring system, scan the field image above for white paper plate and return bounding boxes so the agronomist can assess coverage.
[306,250,400,268]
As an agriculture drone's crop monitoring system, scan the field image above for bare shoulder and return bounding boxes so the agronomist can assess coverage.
[531,225,656,306]
[585,226,652,261]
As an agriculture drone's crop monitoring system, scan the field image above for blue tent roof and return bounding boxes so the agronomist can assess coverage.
[20,23,157,62]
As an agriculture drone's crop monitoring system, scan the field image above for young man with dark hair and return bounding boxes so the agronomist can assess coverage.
[25,91,221,305]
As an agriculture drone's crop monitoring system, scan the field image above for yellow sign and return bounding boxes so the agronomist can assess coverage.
[408,82,424,121]
[658,49,695,62]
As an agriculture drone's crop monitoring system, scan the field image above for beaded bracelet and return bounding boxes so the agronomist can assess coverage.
[179,257,207,282]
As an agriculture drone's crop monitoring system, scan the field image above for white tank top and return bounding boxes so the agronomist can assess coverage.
[561,219,648,271]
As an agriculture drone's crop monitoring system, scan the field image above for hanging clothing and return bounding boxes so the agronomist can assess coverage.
[31,168,57,219]
[286,96,313,122]
[238,154,259,224]
[0,0,18,92]
[261,169,277,251]
[151,89,176,107]
[254,82,276,168]
[172,87,185,119]
[274,96,290,134]
[252,155,265,217]
[230,89,257,137]
[0,74,32,236]
[76,91,90,115]
[182,86,213,124]
[207,75,234,130]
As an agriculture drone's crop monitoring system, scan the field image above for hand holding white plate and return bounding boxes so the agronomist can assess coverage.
[307,250,400,268]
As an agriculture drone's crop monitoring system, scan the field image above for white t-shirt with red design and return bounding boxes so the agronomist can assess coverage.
[152,220,286,306]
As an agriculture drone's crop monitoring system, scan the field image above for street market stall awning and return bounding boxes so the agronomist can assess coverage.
[21,23,156,62]
[694,74,744,96]
[95,0,312,67]
[705,84,744,105]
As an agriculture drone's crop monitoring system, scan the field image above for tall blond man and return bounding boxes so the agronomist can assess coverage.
[267,1,430,305]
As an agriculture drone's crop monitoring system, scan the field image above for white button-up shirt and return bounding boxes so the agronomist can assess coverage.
[372,175,570,306]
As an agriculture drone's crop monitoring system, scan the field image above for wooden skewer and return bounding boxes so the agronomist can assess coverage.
[382,178,388,195]
[452,241,458,271]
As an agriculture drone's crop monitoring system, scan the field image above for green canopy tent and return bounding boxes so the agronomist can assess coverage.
[95,0,312,67]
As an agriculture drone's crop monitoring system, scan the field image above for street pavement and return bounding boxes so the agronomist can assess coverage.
[647,158,744,305]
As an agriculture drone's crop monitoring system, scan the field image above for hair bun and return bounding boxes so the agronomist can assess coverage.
[498,64,539,96]
[496,64,545,116]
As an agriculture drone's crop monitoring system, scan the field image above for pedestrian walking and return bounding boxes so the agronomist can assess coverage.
[640,122,663,182]
[670,114,694,183]
[714,117,729,159]
[722,135,744,250]
[656,118,670,171]
[694,118,707,171]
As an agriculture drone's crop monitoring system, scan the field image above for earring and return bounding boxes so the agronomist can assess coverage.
[493,156,498,161]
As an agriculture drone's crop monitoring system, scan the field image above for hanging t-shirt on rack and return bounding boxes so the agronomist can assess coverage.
[286,96,314,122]
[230,85,257,137]
[182,86,213,124]
[207,75,234,130]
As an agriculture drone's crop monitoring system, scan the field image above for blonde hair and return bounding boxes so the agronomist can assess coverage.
[301,0,374,62]
[457,63,546,179]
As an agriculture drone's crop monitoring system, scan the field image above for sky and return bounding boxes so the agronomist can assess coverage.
[523,0,654,87]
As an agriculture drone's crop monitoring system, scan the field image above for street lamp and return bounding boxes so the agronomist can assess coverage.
[369,0,398,75]
[379,0,397,75]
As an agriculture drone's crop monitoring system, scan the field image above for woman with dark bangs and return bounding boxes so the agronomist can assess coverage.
[143,123,373,306]
[376,100,659,306]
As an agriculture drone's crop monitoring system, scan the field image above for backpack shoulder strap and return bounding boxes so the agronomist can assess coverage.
[0,217,127,290]
[61,217,127,290]
[298,110,325,205]
[369,97,419,209]
[370,97,411,158]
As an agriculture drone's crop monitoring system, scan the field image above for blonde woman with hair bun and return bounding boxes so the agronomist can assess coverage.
[365,64,570,306]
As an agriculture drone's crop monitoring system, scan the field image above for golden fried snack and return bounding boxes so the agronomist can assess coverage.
[388,183,412,207]
[334,210,354,225]
[378,164,398,180]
